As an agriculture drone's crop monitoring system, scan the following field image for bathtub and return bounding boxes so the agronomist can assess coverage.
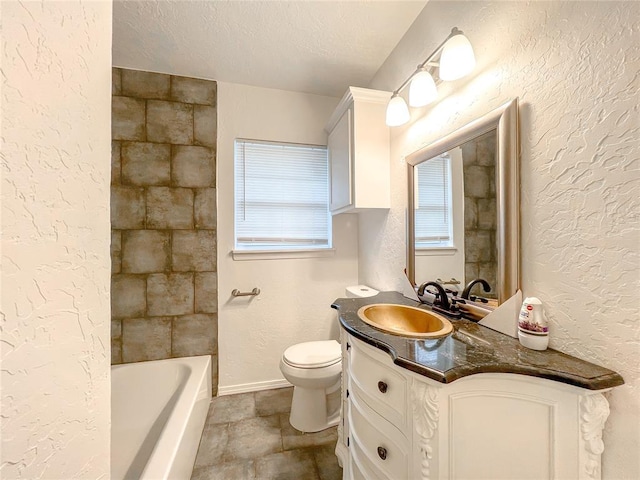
[111,355,212,480]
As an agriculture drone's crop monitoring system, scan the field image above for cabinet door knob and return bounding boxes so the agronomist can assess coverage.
[346,342,351,351]
[377,446,387,460]
[378,381,388,393]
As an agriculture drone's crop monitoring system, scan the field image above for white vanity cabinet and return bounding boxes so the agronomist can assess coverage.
[337,334,612,480]
[325,87,391,215]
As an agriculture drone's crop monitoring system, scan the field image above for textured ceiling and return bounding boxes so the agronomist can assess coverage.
[112,1,426,97]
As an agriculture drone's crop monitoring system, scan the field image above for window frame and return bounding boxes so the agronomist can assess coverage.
[232,138,333,259]
[414,153,455,251]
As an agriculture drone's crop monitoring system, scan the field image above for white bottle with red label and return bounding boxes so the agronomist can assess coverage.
[518,297,549,350]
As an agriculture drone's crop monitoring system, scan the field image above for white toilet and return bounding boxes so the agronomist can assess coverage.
[280,340,342,433]
[280,285,378,433]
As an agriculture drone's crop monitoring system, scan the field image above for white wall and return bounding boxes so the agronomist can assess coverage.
[361,2,639,478]
[414,147,465,286]
[1,1,112,478]
[217,83,358,393]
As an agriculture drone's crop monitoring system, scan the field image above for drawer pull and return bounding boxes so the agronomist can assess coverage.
[346,342,351,351]
[377,446,387,460]
[378,381,388,393]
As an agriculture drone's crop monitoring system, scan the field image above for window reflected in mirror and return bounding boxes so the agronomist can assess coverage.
[414,131,498,299]
[415,153,453,249]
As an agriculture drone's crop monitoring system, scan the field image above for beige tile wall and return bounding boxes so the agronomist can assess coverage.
[462,131,497,298]
[111,68,218,393]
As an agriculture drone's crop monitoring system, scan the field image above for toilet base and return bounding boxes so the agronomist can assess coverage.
[289,383,340,433]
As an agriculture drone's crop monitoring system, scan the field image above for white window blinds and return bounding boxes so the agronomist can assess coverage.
[415,154,453,247]
[234,139,330,250]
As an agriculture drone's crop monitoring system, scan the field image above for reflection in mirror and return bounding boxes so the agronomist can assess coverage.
[414,131,498,300]
[406,98,519,320]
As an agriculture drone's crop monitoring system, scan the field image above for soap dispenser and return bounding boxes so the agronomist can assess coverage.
[517,297,549,351]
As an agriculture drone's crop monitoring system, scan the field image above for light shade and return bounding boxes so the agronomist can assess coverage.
[385,95,410,127]
[439,33,476,81]
[409,70,438,107]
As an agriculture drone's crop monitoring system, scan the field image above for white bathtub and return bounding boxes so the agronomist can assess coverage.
[111,355,212,480]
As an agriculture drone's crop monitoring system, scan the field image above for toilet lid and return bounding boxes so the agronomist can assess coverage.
[283,340,341,368]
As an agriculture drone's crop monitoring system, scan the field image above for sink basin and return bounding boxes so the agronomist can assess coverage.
[357,304,453,338]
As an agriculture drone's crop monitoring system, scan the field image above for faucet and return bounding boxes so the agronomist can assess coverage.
[461,278,491,300]
[417,281,451,311]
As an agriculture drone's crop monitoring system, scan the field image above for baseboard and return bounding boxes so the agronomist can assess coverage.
[217,378,293,396]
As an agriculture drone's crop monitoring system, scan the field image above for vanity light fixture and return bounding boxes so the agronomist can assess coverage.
[385,27,476,127]
[408,70,438,107]
[385,94,411,127]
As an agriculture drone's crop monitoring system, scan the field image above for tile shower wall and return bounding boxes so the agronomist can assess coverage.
[461,132,497,298]
[110,68,218,392]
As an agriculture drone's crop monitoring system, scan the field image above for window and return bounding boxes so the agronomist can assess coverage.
[234,139,331,252]
[415,154,453,248]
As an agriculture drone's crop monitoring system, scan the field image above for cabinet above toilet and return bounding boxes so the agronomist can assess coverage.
[325,87,391,215]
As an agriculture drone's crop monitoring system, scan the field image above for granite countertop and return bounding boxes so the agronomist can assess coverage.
[332,291,624,391]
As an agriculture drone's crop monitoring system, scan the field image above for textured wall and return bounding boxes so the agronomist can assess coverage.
[216,82,359,393]
[1,2,112,478]
[110,68,219,392]
[362,1,639,477]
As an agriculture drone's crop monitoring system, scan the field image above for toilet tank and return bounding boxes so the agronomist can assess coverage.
[331,285,378,341]
[345,285,378,298]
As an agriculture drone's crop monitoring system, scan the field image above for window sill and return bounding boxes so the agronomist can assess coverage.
[232,248,336,261]
[416,246,458,256]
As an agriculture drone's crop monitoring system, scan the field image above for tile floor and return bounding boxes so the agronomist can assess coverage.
[191,387,343,480]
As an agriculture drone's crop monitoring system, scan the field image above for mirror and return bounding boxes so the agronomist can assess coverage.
[406,99,519,318]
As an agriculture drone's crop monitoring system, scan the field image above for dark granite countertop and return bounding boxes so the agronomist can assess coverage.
[332,291,624,391]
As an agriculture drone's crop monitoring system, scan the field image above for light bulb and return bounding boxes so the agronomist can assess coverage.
[409,70,438,107]
[385,95,410,127]
[439,33,476,81]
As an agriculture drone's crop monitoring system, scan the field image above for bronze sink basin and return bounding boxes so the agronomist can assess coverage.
[357,303,453,338]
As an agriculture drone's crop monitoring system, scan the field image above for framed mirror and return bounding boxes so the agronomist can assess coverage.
[406,98,519,318]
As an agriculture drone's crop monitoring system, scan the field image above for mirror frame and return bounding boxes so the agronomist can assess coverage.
[406,98,520,304]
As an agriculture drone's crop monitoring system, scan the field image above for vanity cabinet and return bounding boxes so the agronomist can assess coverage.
[337,334,612,480]
[325,87,391,215]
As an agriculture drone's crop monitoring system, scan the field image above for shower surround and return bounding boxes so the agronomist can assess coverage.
[461,131,497,297]
[110,68,218,393]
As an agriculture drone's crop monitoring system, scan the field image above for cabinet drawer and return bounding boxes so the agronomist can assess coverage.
[349,337,407,428]
[349,392,408,480]
[345,445,386,480]
[351,441,386,480]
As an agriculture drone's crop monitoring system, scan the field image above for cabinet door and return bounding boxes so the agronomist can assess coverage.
[433,374,586,480]
[328,108,352,212]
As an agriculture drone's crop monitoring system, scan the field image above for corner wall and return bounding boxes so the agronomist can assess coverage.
[362,2,639,478]
[216,82,358,393]
[1,2,112,477]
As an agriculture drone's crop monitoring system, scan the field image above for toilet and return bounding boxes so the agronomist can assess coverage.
[280,285,378,433]
[280,340,342,433]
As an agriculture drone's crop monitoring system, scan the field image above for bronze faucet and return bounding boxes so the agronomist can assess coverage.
[417,281,451,311]
[461,279,491,300]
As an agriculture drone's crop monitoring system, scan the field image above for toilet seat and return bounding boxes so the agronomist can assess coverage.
[282,340,341,369]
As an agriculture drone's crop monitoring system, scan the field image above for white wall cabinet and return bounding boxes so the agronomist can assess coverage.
[337,334,612,480]
[325,87,391,215]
